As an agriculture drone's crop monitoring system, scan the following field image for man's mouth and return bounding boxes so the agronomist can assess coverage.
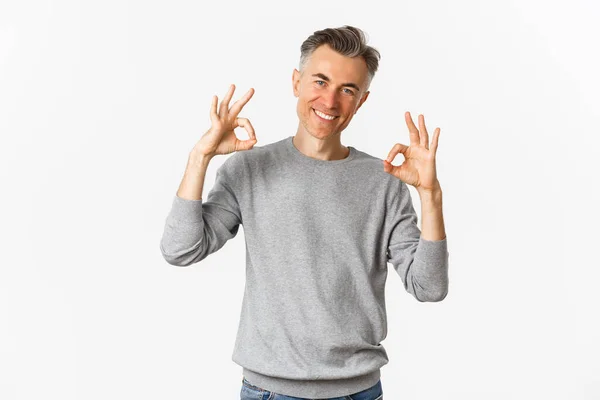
[313,108,338,121]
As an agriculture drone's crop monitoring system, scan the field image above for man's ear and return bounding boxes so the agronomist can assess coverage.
[354,90,370,114]
[292,69,300,98]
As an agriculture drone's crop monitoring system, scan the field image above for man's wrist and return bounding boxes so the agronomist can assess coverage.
[417,184,443,204]
[188,151,213,169]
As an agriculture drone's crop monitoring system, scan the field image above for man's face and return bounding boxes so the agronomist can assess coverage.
[292,44,370,140]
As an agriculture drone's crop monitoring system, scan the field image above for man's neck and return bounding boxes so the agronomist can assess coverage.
[292,132,349,161]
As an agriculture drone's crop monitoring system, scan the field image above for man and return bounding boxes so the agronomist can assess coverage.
[160,25,449,400]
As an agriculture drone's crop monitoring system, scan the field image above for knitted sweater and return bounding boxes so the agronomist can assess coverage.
[159,136,449,398]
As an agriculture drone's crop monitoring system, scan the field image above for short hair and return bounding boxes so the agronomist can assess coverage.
[299,25,381,90]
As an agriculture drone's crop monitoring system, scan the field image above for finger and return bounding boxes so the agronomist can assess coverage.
[219,84,236,117]
[234,117,258,152]
[383,158,406,178]
[229,88,255,118]
[237,137,258,151]
[405,112,420,147]
[419,114,429,149]
[232,117,256,141]
[430,127,441,154]
[383,159,395,174]
[209,95,219,124]
[385,142,409,163]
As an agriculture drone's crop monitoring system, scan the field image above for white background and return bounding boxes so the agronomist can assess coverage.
[1,0,599,399]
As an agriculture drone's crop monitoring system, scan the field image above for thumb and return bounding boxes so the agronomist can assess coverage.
[237,138,257,151]
[386,142,409,163]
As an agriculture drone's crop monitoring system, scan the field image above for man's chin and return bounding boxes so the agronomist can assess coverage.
[308,130,340,140]
[299,121,341,139]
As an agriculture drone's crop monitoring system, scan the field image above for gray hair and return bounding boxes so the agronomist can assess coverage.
[299,25,381,90]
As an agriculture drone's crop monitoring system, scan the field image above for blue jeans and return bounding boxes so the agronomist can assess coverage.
[240,376,383,400]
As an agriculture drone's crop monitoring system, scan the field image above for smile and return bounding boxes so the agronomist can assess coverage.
[313,108,338,121]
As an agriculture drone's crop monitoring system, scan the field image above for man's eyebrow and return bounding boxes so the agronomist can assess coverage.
[311,73,361,92]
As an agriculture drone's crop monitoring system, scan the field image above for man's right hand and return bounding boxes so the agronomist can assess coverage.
[192,84,257,158]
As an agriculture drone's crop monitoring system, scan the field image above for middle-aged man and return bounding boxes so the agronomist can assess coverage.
[160,25,449,400]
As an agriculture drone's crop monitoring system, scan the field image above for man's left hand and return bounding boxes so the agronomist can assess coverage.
[383,111,441,194]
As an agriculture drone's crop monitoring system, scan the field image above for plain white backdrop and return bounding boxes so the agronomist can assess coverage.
[1,0,599,399]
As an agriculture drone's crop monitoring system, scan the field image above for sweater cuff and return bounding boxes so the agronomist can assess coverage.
[169,195,204,224]
[414,236,448,265]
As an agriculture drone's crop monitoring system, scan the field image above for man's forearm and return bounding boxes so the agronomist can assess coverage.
[417,184,446,241]
[176,152,213,200]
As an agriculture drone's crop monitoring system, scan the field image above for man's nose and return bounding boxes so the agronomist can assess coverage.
[321,89,339,109]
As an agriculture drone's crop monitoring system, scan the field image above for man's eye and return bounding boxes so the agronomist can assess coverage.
[316,80,325,85]
[343,88,355,95]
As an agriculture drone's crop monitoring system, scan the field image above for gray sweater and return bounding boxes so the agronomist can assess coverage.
[159,136,449,398]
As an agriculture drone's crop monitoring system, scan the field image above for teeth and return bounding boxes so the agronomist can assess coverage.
[314,109,336,120]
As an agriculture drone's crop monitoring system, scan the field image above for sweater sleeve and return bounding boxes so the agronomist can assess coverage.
[159,158,243,266]
[386,181,449,302]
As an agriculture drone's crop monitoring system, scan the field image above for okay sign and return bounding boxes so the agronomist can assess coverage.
[383,112,441,194]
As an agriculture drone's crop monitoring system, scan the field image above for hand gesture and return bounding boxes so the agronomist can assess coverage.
[383,112,441,193]
[193,84,256,158]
